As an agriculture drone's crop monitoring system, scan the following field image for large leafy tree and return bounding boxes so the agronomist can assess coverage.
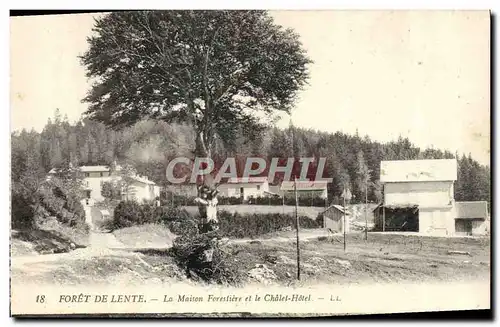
[81,10,312,161]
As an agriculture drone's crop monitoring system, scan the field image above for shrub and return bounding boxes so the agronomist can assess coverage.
[157,206,192,223]
[11,177,86,231]
[101,181,122,200]
[141,201,160,224]
[218,196,244,205]
[316,213,325,228]
[11,191,36,230]
[218,211,321,239]
[170,232,243,285]
[157,206,198,237]
[113,200,144,228]
[162,193,197,206]
[283,195,328,207]
[253,196,283,206]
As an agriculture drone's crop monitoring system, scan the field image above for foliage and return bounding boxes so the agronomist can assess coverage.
[157,206,198,237]
[11,175,87,232]
[101,181,122,200]
[113,201,199,234]
[218,196,245,205]
[217,210,320,239]
[11,111,491,208]
[316,213,324,228]
[113,200,149,228]
[81,10,312,157]
[170,232,243,285]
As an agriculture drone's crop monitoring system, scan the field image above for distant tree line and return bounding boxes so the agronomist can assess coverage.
[12,110,490,209]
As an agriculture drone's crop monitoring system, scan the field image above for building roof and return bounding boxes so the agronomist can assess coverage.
[49,165,123,174]
[227,177,268,184]
[322,204,350,215]
[79,165,112,172]
[129,174,156,185]
[100,209,111,216]
[281,180,329,191]
[455,201,488,219]
[380,159,457,183]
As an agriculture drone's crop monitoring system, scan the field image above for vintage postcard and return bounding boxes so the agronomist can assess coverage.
[9,10,491,317]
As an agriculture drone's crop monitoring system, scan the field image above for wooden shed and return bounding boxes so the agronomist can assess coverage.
[454,201,489,236]
[322,205,350,233]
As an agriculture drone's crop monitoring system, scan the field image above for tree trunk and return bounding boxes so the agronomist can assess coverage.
[194,131,218,234]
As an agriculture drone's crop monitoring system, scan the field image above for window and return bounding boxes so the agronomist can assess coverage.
[84,173,89,177]
[257,185,261,191]
[100,172,104,177]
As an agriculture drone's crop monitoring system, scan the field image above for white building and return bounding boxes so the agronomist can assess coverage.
[122,174,161,203]
[79,165,117,202]
[217,177,270,200]
[280,180,328,199]
[374,159,488,236]
[48,164,160,204]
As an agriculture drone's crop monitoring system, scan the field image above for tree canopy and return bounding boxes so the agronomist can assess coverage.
[81,10,312,157]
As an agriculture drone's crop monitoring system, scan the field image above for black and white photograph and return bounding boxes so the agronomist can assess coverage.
[9,9,491,317]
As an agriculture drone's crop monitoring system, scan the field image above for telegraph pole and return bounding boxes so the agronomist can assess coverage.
[343,191,346,251]
[290,117,301,281]
[341,186,352,252]
[294,176,301,280]
[364,183,368,240]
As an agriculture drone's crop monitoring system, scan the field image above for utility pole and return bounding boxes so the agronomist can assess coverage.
[382,183,386,232]
[294,176,301,280]
[365,183,368,240]
[289,116,301,280]
[341,186,352,251]
[364,170,371,240]
[343,191,346,251]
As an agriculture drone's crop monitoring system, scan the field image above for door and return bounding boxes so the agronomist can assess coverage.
[465,220,473,236]
[240,187,244,198]
[455,219,472,236]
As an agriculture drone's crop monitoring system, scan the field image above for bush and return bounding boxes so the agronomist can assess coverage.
[113,200,145,228]
[218,211,321,239]
[283,195,328,207]
[157,206,198,237]
[11,191,36,230]
[251,196,283,205]
[218,196,244,205]
[11,177,86,231]
[113,201,199,235]
[141,201,160,224]
[101,181,122,200]
[170,232,243,285]
[161,193,197,206]
[316,213,325,228]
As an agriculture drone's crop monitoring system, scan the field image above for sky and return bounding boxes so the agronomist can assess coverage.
[10,11,490,165]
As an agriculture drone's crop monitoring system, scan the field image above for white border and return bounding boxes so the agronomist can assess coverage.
[2,1,497,326]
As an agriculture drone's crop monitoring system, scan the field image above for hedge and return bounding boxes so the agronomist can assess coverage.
[113,201,321,238]
[162,193,328,207]
[217,210,320,239]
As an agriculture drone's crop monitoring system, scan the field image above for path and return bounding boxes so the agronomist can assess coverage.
[230,228,332,244]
